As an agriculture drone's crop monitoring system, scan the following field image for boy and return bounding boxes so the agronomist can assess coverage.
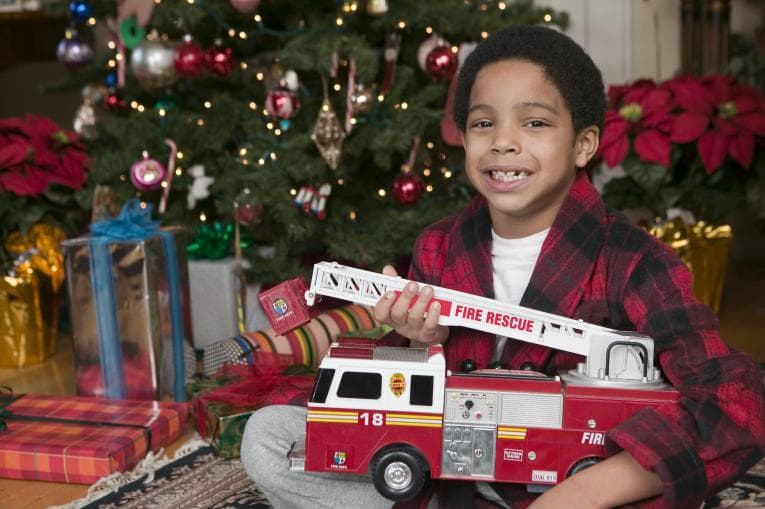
[242,25,765,508]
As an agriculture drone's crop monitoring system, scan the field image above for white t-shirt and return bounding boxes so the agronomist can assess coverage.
[490,227,550,363]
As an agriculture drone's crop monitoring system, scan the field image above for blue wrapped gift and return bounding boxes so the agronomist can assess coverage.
[62,200,193,401]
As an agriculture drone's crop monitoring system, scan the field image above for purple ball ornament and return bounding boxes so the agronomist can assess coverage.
[56,29,94,69]
[130,151,167,191]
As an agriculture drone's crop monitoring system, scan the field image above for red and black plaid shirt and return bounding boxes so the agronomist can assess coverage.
[387,172,765,508]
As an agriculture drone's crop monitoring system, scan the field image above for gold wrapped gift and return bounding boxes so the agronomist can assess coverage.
[0,224,66,368]
[649,219,733,313]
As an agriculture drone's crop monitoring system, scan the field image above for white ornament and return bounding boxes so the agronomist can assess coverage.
[187,164,215,209]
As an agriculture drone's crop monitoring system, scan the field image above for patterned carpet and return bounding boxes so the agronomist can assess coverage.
[59,443,764,508]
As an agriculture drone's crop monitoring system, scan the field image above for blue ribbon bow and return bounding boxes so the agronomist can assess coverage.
[88,199,186,401]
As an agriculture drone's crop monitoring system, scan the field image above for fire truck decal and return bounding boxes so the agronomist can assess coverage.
[385,413,443,428]
[532,470,558,483]
[307,410,359,424]
[497,426,527,440]
[390,373,406,397]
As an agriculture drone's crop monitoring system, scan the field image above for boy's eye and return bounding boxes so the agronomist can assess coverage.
[525,119,548,128]
[470,119,493,129]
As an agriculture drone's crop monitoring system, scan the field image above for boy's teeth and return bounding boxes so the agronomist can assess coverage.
[491,170,529,182]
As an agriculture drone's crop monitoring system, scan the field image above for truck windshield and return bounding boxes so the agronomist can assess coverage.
[310,368,335,403]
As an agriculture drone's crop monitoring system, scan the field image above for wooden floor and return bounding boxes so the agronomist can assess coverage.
[0,258,763,509]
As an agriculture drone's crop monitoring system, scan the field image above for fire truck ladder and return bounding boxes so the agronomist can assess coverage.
[306,262,661,383]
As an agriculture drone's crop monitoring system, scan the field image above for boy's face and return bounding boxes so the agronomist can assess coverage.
[463,59,598,238]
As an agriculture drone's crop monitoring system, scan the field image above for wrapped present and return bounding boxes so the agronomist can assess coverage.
[649,219,734,313]
[0,392,188,484]
[62,200,193,401]
[187,222,271,349]
[188,257,247,349]
[189,356,313,458]
[0,224,66,367]
[202,303,377,376]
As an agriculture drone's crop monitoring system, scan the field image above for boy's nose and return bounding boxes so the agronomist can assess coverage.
[490,131,520,154]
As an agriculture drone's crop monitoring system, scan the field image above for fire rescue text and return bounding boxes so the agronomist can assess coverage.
[453,304,534,332]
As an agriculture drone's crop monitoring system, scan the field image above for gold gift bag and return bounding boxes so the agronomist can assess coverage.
[650,219,733,313]
[0,224,66,367]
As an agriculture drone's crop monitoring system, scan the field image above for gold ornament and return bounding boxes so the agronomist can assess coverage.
[311,99,346,170]
[366,0,388,15]
[351,83,374,115]
[73,84,106,140]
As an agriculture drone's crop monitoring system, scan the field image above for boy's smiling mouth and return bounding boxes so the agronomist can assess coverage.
[490,169,531,182]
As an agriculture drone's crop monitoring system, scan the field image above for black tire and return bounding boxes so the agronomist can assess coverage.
[370,446,429,501]
[567,456,603,477]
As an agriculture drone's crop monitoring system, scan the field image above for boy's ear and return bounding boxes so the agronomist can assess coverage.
[574,126,600,168]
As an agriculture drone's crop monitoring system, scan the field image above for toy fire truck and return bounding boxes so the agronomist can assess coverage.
[259,262,679,501]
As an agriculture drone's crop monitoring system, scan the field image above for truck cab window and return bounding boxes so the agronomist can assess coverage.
[410,375,434,406]
[310,368,335,403]
[337,371,382,399]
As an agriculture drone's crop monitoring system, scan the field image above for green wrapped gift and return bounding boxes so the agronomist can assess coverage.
[204,401,255,459]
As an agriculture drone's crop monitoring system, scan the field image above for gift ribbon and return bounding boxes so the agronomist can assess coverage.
[187,222,235,260]
[89,199,186,401]
[192,358,313,437]
[0,388,153,450]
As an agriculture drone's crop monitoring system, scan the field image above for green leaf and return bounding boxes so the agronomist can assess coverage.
[622,157,668,195]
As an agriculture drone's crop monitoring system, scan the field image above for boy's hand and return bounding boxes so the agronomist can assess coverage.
[373,265,449,346]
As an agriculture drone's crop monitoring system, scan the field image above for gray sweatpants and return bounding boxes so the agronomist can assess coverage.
[240,405,394,509]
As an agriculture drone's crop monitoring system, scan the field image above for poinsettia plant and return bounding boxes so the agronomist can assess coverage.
[597,74,765,225]
[0,114,90,269]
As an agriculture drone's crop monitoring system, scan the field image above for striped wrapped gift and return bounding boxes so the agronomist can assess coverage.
[202,303,377,376]
[0,394,188,484]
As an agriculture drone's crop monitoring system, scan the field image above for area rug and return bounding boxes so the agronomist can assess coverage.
[57,438,764,509]
[54,438,271,509]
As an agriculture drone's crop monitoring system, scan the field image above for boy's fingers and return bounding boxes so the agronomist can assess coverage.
[408,285,433,322]
[390,281,418,324]
[424,300,441,331]
[382,264,399,277]
[372,291,395,323]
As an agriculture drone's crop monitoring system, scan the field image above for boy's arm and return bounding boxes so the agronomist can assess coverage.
[529,451,662,508]
[597,242,765,507]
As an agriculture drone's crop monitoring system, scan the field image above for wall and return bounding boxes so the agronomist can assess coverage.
[0,62,81,126]
[539,0,761,85]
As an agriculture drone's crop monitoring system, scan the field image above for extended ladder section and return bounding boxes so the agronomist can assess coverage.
[307,262,662,383]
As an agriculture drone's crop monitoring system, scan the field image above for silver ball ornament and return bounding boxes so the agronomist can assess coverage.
[130,39,178,89]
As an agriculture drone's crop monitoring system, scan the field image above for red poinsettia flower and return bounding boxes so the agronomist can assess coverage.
[668,74,765,173]
[0,114,89,196]
[601,80,674,168]
[0,163,49,196]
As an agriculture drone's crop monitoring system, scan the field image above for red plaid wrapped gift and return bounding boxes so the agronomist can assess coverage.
[0,393,188,484]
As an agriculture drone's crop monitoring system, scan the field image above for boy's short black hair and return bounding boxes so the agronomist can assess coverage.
[453,25,606,135]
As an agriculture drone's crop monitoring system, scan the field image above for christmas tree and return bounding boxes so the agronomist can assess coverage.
[46,0,567,282]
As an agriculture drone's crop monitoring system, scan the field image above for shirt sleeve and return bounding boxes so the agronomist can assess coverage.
[604,242,765,508]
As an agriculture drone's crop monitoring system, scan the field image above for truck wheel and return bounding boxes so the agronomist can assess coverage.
[370,447,429,501]
[567,456,602,477]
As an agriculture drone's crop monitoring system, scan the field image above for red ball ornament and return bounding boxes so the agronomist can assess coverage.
[174,35,205,78]
[205,40,234,77]
[104,91,126,112]
[392,172,424,205]
[425,45,458,81]
[236,203,263,226]
[230,0,260,12]
[265,86,300,119]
